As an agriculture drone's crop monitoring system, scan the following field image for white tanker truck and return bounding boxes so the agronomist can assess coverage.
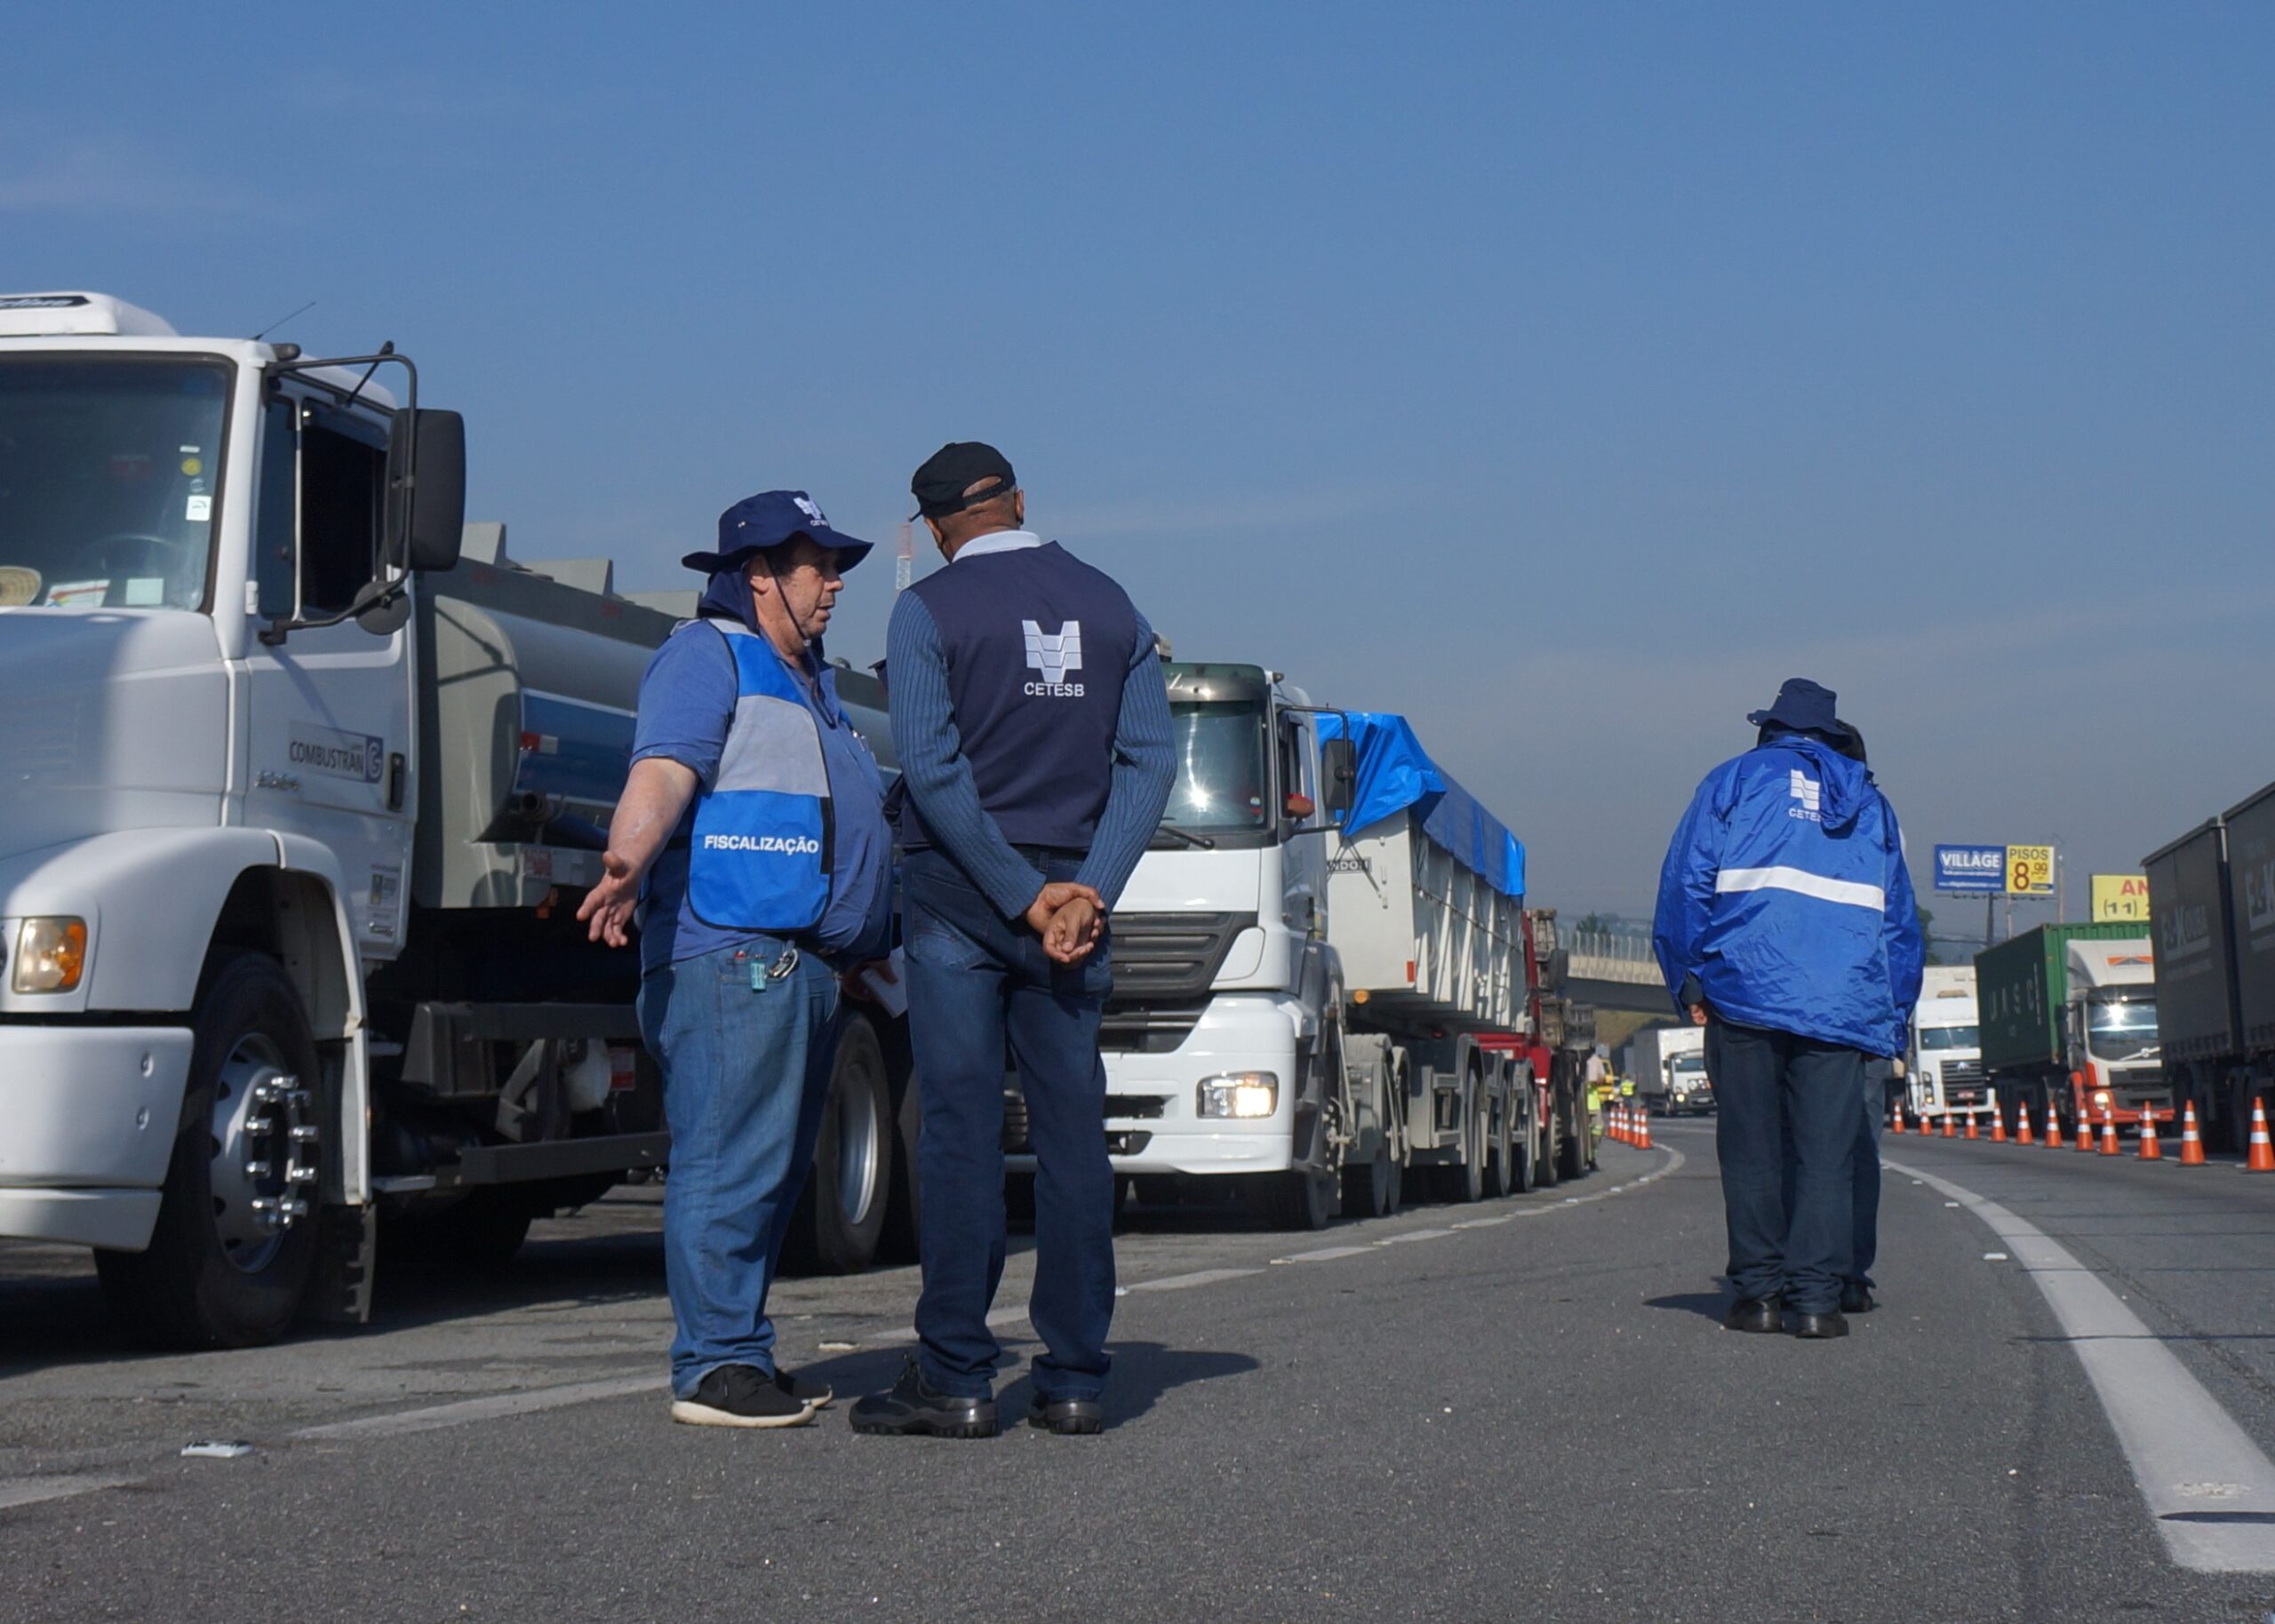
[0,293,914,1347]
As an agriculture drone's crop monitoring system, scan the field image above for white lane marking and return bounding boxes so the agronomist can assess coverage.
[1127,1268,1263,1293]
[0,1475,134,1512]
[1376,1228,1456,1245]
[1452,1216,1514,1230]
[1282,1245,1375,1262]
[291,1373,662,1441]
[1890,1155,2275,1573]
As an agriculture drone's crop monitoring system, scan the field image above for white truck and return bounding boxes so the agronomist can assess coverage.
[1906,965,1983,1121]
[0,292,916,1347]
[1629,1024,1712,1116]
[1026,673,1576,1230]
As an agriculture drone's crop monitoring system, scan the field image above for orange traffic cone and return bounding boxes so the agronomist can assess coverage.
[1991,1109,2007,1143]
[1610,1103,1623,1145]
[1638,1110,1653,1150]
[2138,1108,2162,1162]
[2045,1103,2063,1150]
[1943,1111,1957,1139]
[2015,1106,2032,1146]
[2177,1100,2207,1167]
[2098,1106,2120,1156]
[1965,1111,1980,1141]
[2248,1098,2275,1173]
[1892,1099,1907,1134]
[2076,1109,2096,1152]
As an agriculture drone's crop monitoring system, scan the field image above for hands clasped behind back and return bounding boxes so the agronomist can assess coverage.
[1026,880,1105,965]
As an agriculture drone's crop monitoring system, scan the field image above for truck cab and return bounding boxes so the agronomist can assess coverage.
[2066,941,2165,1125]
[1908,965,1983,1121]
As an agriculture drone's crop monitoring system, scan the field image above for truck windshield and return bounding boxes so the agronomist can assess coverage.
[1672,1055,1707,1077]
[1918,1025,1979,1050]
[1161,700,1268,832]
[2087,997,2159,1061]
[0,356,232,612]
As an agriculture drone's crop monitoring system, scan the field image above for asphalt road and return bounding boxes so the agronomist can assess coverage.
[6,1126,2275,1623]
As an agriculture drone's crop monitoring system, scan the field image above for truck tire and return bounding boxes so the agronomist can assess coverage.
[95,953,323,1349]
[1441,1083,1488,1204]
[1258,1166,1337,1230]
[787,1014,893,1274]
[877,1062,924,1265]
[1482,1089,1513,1198]
[1536,1093,1561,1190]
[1342,1142,1398,1219]
[1556,1085,1587,1182]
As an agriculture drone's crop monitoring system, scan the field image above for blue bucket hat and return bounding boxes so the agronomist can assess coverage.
[680,490,874,575]
[1746,677,1845,738]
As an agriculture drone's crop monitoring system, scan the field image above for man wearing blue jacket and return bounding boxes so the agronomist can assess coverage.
[1652,679,1923,1339]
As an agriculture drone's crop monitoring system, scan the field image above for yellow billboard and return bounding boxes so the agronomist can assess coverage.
[2005,845,2054,897]
[2091,873,2151,921]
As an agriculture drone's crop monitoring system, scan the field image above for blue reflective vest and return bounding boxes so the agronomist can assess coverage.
[685,621,886,951]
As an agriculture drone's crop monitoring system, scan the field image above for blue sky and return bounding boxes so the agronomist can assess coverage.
[8,2,2270,932]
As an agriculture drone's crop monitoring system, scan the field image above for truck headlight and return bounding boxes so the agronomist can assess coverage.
[2091,1089,2112,1109]
[1197,1072,1278,1119]
[12,917,88,993]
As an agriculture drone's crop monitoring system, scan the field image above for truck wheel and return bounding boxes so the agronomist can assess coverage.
[791,1014,893,1274]
[1536,1096,1562,1190]
[95,953,323,1349]
[1258,1166,1337,1230]
[1556,1088,1587,1182]
[1342,1142,1396,1219]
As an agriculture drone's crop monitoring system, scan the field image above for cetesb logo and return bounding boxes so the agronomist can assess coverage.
[1787,769,1822,822]
[1023,620,1084,697]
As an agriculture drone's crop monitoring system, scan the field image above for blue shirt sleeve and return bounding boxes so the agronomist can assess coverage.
[1652,766,1728,1014]
[886,592,1050,919]
[1880,800,1926,1048]
[1074,612,1175,908]
[630,622,737,787]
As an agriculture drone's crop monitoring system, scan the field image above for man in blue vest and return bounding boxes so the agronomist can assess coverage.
[1652,679,1922,1341]
[579,490,892,1428]
[850,442,1174,1438]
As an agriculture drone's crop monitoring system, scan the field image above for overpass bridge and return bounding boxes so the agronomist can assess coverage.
[1561,931,1674,1050]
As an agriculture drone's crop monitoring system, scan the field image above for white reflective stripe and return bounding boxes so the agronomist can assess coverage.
[1715,865,1885,912]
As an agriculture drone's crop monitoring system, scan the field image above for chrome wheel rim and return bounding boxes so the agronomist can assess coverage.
[207,1037,314,1272]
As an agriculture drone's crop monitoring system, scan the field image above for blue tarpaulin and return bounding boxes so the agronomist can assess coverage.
[1317,711,1526,900]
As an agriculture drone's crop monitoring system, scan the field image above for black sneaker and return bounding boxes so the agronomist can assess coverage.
[1840,1282,1877,1315]
[671,1364,817,1429]
[775,1367,834,1409]
[848,1357,997,1439]
[1789,1309,1850,1340]
[1027,1390,1105,1436]
[1723,1295,1784,1333]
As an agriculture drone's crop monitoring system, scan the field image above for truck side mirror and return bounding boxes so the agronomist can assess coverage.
[384,409,467,574]
[1321,736,1357,819]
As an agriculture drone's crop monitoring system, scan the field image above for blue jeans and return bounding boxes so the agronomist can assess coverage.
[1709,1016,1861,1315]
[903,848,1115,1401]
[639,937,839,1397]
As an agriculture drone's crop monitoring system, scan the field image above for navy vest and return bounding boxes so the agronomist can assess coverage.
[898,541,1141,852]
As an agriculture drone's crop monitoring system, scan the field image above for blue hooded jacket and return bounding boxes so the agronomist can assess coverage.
[1651,732,1924,1056]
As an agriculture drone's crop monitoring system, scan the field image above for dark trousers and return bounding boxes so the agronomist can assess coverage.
[1709,1016,1863,1314]
[903,848,1115,1401]
[1780,1061,1887,1290]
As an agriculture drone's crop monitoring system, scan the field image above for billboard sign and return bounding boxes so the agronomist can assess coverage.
[2091,872,2151,921]
[2006,844,2055,897]
[1934,844,2007,893]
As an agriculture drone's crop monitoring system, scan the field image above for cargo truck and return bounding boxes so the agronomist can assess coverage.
[1035,683,1556,1230]
[2142,784,2275,1152]
[0,292,916,1347]
[1906,966,1984,1121]
[1629,1025,1712,1116]
[1977,924,2167,1136]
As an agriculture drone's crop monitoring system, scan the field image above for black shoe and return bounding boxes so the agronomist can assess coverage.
[774,1367,834,1409]
[849,1358,998,1439]
[1028,1390,1105,1436]
[1840,1283,1876,1315]
[670,1364,817,1429]
[1789,1310,1850,1339]
[1723,1295,1784,1333]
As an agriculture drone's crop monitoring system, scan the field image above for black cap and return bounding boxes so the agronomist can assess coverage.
[911,442,1017,521]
